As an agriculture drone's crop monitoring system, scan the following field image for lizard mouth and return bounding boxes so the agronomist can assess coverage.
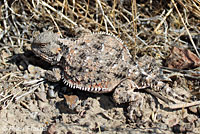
[31,43,62,65]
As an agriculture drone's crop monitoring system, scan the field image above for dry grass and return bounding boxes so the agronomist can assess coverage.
[0,0,199,54]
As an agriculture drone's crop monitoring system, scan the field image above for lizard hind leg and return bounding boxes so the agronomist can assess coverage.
[113,79,144,121]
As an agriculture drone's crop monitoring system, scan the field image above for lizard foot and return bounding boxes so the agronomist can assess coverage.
[45,67,62,82]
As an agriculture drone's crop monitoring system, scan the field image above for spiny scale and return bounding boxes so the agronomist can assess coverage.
[32,30,136,93]
[60,32,134,93]
[62,74,106,92]
[31,29,176,122]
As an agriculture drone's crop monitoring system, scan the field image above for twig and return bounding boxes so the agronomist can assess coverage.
[23,78,44,86]
[3,89,22,109]
[4,80,24,97]
[45,7,62,37]
[145,88,200,110]
[6,35,32,42]
[169,101,200,109]
[40,0,77,26]
[0,72,11,80]
[15,82,43,102]
[144,89,174,104]
[0,94,12,103]
[162,67,200,79]
[171,0,200,58]
[154,8,173,33]
[96,0,116,32]
[132,0,137,46]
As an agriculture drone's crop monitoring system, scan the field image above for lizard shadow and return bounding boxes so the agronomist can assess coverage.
[8,48,54,72]
[55,86,116,114]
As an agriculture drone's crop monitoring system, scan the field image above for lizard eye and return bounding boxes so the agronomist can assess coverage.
[39,43,49,46]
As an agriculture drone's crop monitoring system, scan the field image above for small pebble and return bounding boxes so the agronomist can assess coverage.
[28,65,36,74]
[55,119,60,123]
[19,65,24,71]
[185,115,197,123]
[48,87,56,98]
[47,123,57,134]
[84,122,91,127]
[19,61,27,71]
[64,95,79,110]
[172,124,185,133]
[188,106,198,114]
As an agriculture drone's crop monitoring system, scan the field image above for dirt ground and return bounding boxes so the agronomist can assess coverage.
[0,0,200,134]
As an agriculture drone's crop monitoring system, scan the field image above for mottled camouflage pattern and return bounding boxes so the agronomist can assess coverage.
[31,29,170,120]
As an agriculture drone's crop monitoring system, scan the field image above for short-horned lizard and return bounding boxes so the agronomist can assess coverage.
[31,29,170,120]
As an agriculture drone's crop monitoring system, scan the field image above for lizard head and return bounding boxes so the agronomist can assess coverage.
[31,31,64,65]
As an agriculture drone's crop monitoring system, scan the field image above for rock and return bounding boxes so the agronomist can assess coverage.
[47,123,57,134]
[188,106,198,114]
[184,115,197,123]
[19,61,27,71]
[47,87,56,98]
[64,95,79,110]
[162,115,179,127]
[28,64,36,74]
[167,46,200,69]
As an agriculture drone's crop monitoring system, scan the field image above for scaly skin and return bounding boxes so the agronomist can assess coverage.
[31,29,170,120]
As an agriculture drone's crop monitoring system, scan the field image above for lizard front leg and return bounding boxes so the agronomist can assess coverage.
[45,67,62,82]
